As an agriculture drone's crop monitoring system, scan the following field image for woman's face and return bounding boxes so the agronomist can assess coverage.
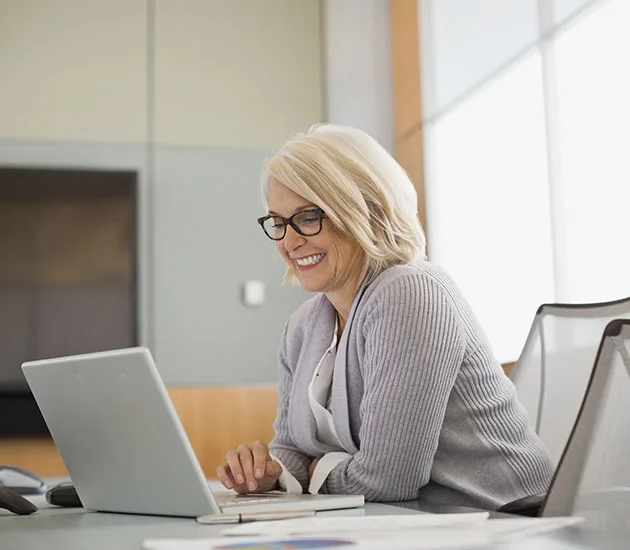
[266,178,362,294]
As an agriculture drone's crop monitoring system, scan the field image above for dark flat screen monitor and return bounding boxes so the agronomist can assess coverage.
[0,167,138,436]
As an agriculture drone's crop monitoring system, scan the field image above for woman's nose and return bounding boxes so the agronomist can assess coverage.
[283,224,305,252]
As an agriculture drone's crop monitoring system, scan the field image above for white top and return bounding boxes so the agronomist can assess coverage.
[308,324,341,446]
[272,320,351,494]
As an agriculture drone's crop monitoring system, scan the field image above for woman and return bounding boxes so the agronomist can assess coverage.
[216,124,553,508]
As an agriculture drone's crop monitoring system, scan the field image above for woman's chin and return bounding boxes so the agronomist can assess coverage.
[296,274,325,293]
[298,282,321,293]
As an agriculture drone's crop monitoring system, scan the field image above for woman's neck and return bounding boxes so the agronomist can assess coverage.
[326,282,360,336]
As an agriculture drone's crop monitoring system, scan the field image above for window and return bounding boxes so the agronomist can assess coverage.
[554,0,630,302]
[422,0,629,362]
[426,54,554,362]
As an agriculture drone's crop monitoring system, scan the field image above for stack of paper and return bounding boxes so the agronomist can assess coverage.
[143,513,583,550]
[221,513,489,537]
[144,532,490,550]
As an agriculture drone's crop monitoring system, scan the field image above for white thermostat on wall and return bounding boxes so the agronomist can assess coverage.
[242,280,265,307]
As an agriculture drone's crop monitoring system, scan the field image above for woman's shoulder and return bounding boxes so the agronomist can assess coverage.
[359,261,475,332]
[366,260,460,301]
[279,293,337,366]
[284,293,330,339]
[289,293,324,322]
[361,261,471,348]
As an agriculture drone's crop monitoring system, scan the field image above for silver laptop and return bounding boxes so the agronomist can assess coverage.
[21,347,364,517]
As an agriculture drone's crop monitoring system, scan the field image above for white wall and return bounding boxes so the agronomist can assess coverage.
[322,0,395,152]
[0,0,323,149]
[154,0,322,149]
[0,0,323,384]
[0,0,148,143]
[0,0,399,382]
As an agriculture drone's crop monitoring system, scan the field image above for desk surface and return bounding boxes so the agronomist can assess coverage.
[2,498,629,550]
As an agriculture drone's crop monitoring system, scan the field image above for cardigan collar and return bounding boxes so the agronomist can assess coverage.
[290,283,370,455]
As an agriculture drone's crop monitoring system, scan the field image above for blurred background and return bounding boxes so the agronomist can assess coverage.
[0,0,628,477]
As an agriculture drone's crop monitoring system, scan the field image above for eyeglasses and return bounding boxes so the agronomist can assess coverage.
[257,208,327,241]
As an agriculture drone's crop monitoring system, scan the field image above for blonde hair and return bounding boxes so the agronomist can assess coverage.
[261,124,426,285]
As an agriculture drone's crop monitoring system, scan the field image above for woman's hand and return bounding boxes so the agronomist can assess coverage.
[216,441,282,494]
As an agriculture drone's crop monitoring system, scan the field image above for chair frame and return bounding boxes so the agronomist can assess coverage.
[510,297,630,434]
[542,319,630,517]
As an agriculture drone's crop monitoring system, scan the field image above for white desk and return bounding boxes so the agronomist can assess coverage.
[0,498,408,550]
[2,497,629,550]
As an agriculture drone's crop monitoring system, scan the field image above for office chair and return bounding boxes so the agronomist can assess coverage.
[509,297,630,466]
[501,319,630,525]
[541,318,630,530]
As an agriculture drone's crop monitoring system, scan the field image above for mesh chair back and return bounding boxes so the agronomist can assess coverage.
[511,298,630,465]
[543,320,630,532]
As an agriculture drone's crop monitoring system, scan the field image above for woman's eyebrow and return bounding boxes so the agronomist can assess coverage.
[267,205,316,216]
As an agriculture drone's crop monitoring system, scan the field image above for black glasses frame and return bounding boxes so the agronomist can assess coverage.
[257,208,327,241]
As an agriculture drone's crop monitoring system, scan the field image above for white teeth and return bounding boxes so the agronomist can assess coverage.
[296,253,325,266]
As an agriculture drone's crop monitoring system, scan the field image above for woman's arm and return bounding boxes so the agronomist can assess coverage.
[268,322,311,492]
[322,272,466,501]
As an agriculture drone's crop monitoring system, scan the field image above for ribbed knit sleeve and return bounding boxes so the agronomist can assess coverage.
[269,322,310,492]
[323,272,466,501]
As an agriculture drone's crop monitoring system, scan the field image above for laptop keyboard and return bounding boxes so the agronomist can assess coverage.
[216,493,293,506]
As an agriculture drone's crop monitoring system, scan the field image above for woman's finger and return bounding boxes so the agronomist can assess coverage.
[215,462,234,490]
[251,441,269,480]
[226,449,246,487]
[237,444,257,492]
[226,463,250,494]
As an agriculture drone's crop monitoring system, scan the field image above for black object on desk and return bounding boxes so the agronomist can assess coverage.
[0,486,39,515]
[46,482,83,508]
